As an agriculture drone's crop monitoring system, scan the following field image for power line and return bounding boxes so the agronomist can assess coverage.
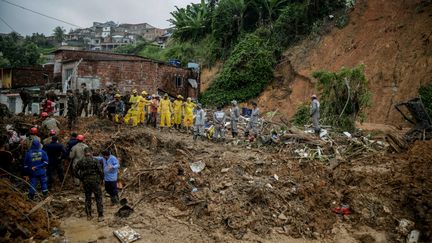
[0,0,83,28]
[0,15,16,32]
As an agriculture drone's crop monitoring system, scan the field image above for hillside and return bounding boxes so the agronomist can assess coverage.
[257,0,432,126]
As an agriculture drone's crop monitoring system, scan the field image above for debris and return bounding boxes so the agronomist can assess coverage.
[26,196,53,217]
[397,219,415,236]
[278,213,288,220]
[272,174,279,181]
[189,161,206,173]
[113,226,141,243]
[343,131,352,138]
[332,204,351,216]
[221,168,230,173]
[407,229,420,243]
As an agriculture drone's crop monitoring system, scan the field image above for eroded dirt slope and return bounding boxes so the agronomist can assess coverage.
[258,0,432,126]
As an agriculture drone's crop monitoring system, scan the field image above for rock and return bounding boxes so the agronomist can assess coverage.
[397,219,415,235]
[278,213,287,220]
[383,205,391,213]
[221,168,230,173]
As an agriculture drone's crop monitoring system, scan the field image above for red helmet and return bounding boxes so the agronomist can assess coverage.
[77,134,85,141]
[30,127,38,135]
[49,129,57,135]
[41,112,49,117]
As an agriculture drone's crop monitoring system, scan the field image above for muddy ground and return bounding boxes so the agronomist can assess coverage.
[1,116,431,242]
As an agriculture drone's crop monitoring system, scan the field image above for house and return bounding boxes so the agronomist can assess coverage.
[51,49,199,98]
[0,65,54,114]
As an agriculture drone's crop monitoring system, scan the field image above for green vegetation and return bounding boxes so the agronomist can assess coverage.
[419,83,432,118]
[0,32,43,68]
[291,103,310,126]
[53,26,66,43]
[312,65,371,131]
[200,33,276,106]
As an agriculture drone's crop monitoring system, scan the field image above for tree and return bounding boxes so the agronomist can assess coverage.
[53,26,66,43]
[169,0,210,41]
[0,32,41,68]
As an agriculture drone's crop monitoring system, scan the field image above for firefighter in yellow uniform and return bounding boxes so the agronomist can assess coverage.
[158,93,172,129]
[172,95,184,129]
[183,97,196,132]
[124,89,140,126]
[137,91,150,125]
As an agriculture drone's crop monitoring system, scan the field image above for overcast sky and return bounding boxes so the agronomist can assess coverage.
[0,0,200,36]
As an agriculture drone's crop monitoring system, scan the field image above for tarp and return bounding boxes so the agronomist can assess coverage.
[188,79,198,89]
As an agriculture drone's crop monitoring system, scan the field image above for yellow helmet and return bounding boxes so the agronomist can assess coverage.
[151,94,156,97]
[177,95,183,99]
[141,91,148,95]
[115,93,121,98]
[132,89,137,94]
[187,97,192,102]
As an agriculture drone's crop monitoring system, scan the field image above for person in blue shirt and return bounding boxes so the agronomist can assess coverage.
[43,136,67,188]
[96,150,120,204]
[24,139,49,200]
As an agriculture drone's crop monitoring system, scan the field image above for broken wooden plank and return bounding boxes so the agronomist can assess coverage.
[27,196,53,216]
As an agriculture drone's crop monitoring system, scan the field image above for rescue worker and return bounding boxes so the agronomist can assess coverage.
[25,127,41,150]
[193,103,206,140]
[310,94,321,136]
[159,94,172,130]
[183,97,195,132]
[40,112,60,136]
[213,106,226,140]
[66,90,77,130]
[66,132,78,156]
[75,147,104,221]
[136,91,149,125]
[122,91,131,113]
[24,139,48,200]
[245,102,260,138]
[74,89,81,115]
[69,134,88,185]
[109,94,125,123]
[78,83,90,117]
[90,89,103,117]
[43,136,66,188]
[43,129,57,146]
[172,95,184,130]
[148,94,159,128]
[19,88,32,114]
[41,97,54,114]
[230,100,240,138]
[96,150,120,205]
[124,101,139,126]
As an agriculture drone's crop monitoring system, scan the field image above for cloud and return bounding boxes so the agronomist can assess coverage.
[0,0,199,35]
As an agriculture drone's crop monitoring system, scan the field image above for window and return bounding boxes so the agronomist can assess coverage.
[175,76,182,88]
[65,68,73,89]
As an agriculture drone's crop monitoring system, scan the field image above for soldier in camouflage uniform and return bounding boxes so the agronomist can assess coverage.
[78,83,90,117]
[66,90,77,130]
[75,147,104,221]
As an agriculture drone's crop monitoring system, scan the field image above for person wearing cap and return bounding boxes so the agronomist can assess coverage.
[43,136,66,188]
[66,90,78,130]
[96,150,120,205]
[173,95,184,130]
[136,91,150,125]
[213,106,226,141]
[75,147,104,221]
[245,102,260,138]
[158,93,173,130]
[129,89,139,107]
[230,100,240,138]
[78,83,90,117]
[193,103,206,140]
[148,94,159,128]
[110,94,125,123]
[40,112,60,137]
[24,138,49,199]
[43,129,57,146]
[124,100,139,127]
[69,134,88,186]
[310,94,321,135]
[183,97,196,132]
[24,127,41,150]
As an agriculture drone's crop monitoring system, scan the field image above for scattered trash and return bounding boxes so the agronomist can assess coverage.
[397,219,415,235]
[407,229,420,243]
[221,168,230,173]
[191,187,199,193]
[190,161,206,173]
[278,213,288,220]
[113,226,141,243]
[115,204,134,218]
[343,131,352,138]
[332,204,351,216]
[272,174,279,181]
[319,129,328,138]
[265,183,273,189]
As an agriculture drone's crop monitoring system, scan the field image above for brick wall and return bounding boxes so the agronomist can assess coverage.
[10,65,53,88]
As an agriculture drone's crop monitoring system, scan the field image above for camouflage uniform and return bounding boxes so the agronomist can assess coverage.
[75,155,104,218]
[79,88,90,117]
[67,94,77,130]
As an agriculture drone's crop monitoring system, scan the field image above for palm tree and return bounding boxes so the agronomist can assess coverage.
[53,26,65,44]
[169,0,210,41]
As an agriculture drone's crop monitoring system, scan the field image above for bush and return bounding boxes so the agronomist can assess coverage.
[291,103,310,126]
[313,65,371,131]
[419,83,432,118]
[201,33,276,106]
